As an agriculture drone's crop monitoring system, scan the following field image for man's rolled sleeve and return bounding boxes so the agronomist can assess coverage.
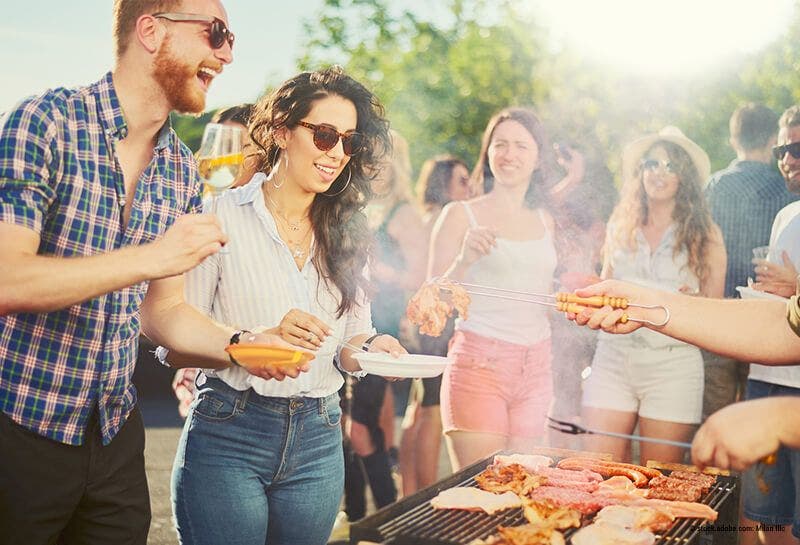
[0,98,59,233]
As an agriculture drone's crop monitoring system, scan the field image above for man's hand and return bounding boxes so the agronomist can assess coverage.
[568,279,648,334]
[692,398,784,471]
[148,214,228,279]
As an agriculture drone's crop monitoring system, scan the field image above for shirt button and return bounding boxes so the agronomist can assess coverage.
[118,196,126,207]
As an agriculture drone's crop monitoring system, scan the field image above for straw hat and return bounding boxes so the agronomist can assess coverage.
[621,126,711,186]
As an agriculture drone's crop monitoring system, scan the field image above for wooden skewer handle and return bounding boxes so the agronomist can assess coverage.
[556,293,629,309]
[556,302,629,324]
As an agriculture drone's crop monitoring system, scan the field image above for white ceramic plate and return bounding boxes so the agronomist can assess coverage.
[735,286,788,301]
[352,352,452,378]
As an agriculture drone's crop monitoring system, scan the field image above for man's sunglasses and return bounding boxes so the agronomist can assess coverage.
[297,121,364,156]
[640,158,677,174]
[153,13,235,50]
[772,142,800,161]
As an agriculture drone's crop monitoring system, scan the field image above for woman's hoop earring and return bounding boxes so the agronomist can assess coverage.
[322,167,352,197]
[269,147,284,189]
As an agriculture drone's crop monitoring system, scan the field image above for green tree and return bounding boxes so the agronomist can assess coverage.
[299,0,554,175]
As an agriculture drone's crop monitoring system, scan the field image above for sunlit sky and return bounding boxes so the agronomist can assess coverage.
[0,1,795,114]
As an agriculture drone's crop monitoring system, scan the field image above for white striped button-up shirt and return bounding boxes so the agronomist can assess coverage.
[186,173,374,398]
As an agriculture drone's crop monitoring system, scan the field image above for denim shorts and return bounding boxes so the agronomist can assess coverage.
[172,377,344,545]
[441,329,552,438]
[742,379,800,538]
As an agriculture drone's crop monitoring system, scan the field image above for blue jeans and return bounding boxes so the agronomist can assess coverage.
[172,378,344,545]
[742,379,800,538]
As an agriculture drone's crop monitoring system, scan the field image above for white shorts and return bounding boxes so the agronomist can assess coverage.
[582,337,704,424]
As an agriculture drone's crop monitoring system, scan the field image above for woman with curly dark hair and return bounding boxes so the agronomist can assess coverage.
[167,67,403,545]
[581,127,726,465]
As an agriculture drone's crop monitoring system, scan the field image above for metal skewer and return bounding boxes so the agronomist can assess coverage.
[439,282,670,327]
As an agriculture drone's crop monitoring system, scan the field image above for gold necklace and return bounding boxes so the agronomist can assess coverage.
[275,215,313,259]
[264,188,309,232]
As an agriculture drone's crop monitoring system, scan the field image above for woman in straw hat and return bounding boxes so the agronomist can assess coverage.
[580,127,727,464]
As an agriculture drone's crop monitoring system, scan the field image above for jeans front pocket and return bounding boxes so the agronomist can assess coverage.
[192,389,238,422]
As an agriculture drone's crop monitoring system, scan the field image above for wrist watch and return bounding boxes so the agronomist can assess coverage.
[228,329,251,367]
[362,333,381,352]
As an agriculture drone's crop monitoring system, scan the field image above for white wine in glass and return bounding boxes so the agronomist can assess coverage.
[196,123,243,253]
[197,123,243,194]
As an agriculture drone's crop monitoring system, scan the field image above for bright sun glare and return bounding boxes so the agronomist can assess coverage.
[535,0,794,76]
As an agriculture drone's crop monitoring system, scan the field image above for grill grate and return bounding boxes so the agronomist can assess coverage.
[351,456,738,545]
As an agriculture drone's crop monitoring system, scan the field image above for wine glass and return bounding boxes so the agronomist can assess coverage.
[196,123,243,253]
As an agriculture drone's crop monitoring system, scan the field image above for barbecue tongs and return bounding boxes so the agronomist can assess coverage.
[547,416,691,448]
[440,280,670,327]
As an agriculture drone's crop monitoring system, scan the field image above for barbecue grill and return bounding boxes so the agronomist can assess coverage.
[350,452,740,545]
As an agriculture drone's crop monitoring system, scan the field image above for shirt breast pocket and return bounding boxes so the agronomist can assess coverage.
[138,197,183,244]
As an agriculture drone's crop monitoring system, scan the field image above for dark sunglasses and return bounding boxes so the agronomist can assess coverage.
[641,158,677,174]
[297,121,364,156]
[153,12,235,50]
[772,142,800,161]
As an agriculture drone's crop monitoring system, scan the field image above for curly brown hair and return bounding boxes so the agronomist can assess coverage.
[249,66,391,317]
[607,140,715,283]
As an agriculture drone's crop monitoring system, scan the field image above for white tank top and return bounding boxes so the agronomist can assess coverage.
[456,201,558,345]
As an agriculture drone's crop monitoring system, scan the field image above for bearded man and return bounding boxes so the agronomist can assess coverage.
[0,1,290,543]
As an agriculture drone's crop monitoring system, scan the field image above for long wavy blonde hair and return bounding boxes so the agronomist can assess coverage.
[606,140,714,283]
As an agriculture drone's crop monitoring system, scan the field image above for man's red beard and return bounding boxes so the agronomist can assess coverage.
[153,36,206,114]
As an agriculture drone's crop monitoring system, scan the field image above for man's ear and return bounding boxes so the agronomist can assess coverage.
[135,14,163,54]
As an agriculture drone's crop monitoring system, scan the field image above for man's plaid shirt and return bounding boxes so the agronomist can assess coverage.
[0,72,202,445]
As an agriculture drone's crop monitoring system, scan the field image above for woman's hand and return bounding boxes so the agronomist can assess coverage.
[236,330,314,381]
[172,367,199,418]
[276,308,333,351]
[365,334,406,357]
[363,334,407,382]
[456,226,497,267]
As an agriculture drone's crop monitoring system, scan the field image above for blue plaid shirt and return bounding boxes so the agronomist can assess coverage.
[0,72,202,445]
[706,159,798,298]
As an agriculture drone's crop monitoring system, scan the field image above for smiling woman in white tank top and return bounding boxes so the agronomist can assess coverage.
[428,107,559,471]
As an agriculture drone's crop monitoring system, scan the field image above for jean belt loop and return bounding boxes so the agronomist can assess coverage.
[237,387,251,413]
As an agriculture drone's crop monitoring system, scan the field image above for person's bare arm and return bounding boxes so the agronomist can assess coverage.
[572,279,800,364]
[141,275,304,381]
[428,201,494,281]
[692,397,800,471]
[0,215,226,316]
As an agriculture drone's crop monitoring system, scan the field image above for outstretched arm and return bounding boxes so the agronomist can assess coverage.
[571,279,800,364]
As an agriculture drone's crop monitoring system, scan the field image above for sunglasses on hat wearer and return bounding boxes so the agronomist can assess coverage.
[297,121,364,157]
[153,13,235,50]
[640,158,677,174]
[772,142,800,161]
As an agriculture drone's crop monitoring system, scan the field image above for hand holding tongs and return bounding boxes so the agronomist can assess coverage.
[443,281,670,327]
[547,416,691,448]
